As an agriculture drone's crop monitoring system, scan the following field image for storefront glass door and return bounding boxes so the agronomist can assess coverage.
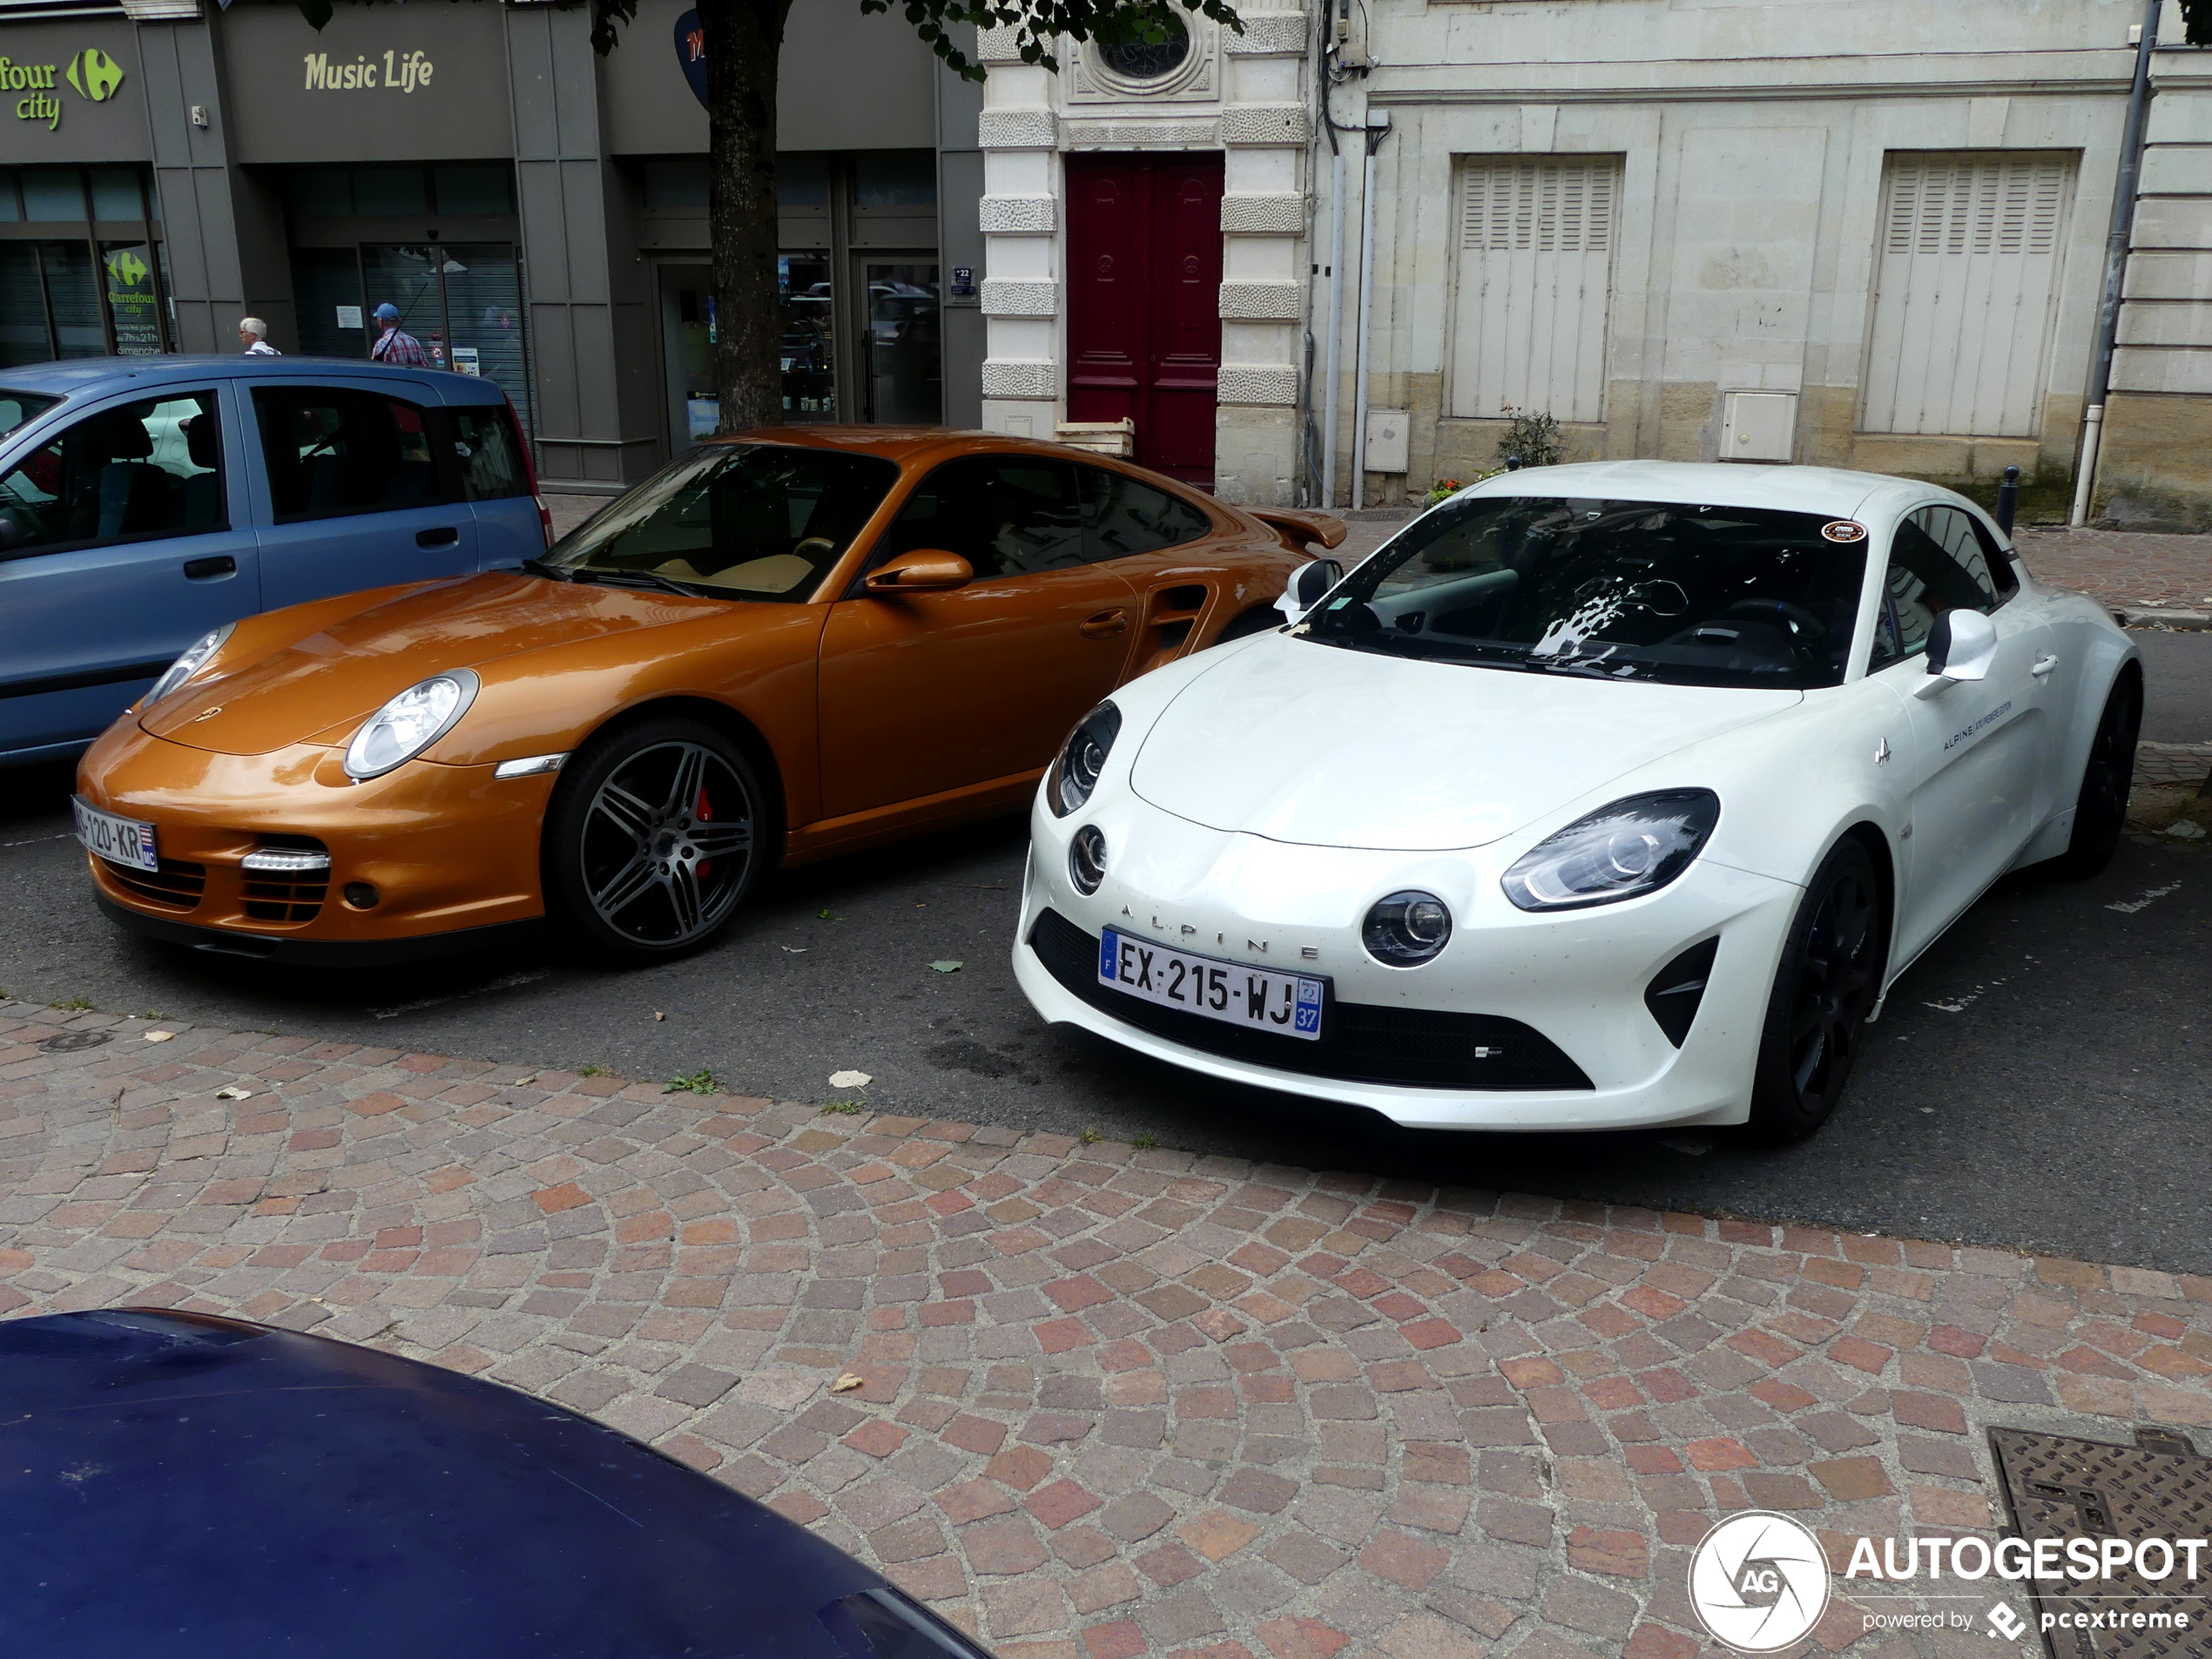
[291,242,534,437]
[658,256,839,446]
[860,260,941,426]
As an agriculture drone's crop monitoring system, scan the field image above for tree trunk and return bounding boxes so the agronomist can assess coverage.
[700,0,793,433]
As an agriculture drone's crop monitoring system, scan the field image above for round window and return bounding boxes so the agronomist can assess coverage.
[1097,17,1190,80]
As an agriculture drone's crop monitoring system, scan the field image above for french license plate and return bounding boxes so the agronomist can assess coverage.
[71,796,158,873]
[1098,928,1325,1041]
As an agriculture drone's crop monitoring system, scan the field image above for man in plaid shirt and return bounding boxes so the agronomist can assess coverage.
[369,302,431,368]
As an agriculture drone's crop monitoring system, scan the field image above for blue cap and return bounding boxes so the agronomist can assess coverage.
[373,302,401,321]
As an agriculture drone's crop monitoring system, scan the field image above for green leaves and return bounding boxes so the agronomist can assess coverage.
[663,1069,718,1096]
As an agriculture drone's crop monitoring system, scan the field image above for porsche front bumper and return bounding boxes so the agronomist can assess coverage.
[1015,789,1805,1132]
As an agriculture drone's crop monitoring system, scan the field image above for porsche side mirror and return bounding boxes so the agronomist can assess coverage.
[1922,608,1997,691]
[866,550,974,594]
[1274,557,1344,623]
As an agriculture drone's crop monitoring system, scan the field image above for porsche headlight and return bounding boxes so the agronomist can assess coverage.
[1501,790,1720,912]
[342,670,480,781]
[1050,702,1122,818]
[145,624,233,705]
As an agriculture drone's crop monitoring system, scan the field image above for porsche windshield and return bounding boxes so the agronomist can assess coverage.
[1303,495,1869,689]
[543,442,899,600]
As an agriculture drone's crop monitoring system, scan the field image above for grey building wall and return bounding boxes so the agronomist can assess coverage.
[938,26,984,430]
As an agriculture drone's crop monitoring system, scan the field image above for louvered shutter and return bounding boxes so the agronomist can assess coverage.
[1861,153,2075,438]
[1450,157,1621,423]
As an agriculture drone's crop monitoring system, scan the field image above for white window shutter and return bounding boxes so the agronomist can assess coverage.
[1450,157,1620,424]
[1862,152,2076,438]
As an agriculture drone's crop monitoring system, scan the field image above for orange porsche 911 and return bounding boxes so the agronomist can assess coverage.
[73,428,1343,965]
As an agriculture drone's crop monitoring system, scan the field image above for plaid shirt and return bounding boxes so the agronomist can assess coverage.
[371,327,431,368]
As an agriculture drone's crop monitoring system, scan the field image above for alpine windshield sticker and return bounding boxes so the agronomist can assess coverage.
[1822,521,1868,544]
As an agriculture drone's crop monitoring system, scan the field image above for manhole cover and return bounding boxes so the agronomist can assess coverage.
[1991,1426,2212,1659]
[37,1030,113,1053]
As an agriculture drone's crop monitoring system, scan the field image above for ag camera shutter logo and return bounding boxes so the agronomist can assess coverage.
[1689,1512,1832,1653]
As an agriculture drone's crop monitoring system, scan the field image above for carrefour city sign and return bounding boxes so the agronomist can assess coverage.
[0,46,123,131]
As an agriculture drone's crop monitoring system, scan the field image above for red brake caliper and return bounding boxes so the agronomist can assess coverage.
[694,786,713,880]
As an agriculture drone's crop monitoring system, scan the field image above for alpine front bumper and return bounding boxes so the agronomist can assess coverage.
[1014,789,1804,1132]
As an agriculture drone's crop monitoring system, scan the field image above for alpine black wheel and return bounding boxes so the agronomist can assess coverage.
[543,716,766,964]
[2041,668,2142,881]
[1741,838,1884,1145]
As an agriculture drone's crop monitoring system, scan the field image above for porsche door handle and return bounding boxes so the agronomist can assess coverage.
[2029,654,2060,679]
[1078,610,1130,639]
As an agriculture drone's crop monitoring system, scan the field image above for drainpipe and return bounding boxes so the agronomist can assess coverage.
[1349,111,1392,513]
[2071,0,2162,529]
[1320,130,1346,509]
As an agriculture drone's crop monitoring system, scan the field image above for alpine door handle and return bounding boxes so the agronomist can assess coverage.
[182,555,235,580]
[416,527,462,549]
[1078,610,1130,639]
[2029,654,2059,678]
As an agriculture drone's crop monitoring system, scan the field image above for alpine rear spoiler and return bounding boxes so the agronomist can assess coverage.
[1249,507,1349,553]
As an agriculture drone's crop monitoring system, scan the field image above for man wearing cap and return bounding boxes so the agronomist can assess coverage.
[238,318,280,355]
[369,302,431,368]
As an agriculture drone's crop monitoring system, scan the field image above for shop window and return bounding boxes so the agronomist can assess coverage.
[853,152,935,211]
[41,242,105,357]
[88,168,145,221]
[21,170,86,222]
[780,253,834,418]
[0,246,44,367]
[433,165,513,217]
[779,155,830,209]
[253,386,448,523]
[102,244,163,356]
[642,158,710,212]
[0,391,224,557]
[861,261,940,425]
[354,167,429,217]
[290,169,356,217]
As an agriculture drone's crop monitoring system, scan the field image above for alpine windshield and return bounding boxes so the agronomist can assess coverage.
[1301,495,1869,689]
[541,442,898,600]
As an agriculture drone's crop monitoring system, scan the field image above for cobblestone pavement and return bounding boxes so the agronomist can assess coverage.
[5,1002,2209,1658]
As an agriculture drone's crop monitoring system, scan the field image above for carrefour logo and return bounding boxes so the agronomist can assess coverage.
[65,47,124,101]
[2,45,124,131]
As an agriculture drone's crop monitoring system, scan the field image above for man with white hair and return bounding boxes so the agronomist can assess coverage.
[238,318,280,356]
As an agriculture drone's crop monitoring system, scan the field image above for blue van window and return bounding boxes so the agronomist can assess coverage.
[0,390,223,558]
[447,406,525,501]
[253,385,449,522]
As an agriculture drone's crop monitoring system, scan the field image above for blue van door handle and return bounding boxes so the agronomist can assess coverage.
[416,527,461,549]
[182,555,236,580]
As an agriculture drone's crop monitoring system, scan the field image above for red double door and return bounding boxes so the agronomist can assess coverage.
[1064,152,1224,488]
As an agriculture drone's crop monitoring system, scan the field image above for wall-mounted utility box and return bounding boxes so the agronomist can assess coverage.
[1722,391,1797,462]
[1364,408,1410,473]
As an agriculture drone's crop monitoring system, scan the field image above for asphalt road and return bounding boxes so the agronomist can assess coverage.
[3,632,2208,1273]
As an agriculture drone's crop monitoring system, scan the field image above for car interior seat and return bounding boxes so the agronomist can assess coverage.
[92,415,171,539]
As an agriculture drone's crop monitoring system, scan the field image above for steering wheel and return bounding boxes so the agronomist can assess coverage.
[1723,598,1825,638]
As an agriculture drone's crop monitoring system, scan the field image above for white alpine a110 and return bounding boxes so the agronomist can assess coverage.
[1012,462,2141,1142]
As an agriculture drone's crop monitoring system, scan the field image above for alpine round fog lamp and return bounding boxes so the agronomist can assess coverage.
[145,623,233,705]
[1051,702,1122,818]
[1502,789,1721,912]
[342,670,480,782]
[1362,889,1453,966]
[1069,826,1108,895]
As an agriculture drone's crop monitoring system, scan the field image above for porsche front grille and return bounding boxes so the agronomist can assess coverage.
[242,880,327,923]
[102,857,206,913]
[1028,907,1593,1092]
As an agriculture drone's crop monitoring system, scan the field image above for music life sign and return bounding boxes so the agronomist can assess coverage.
[302,47,435,93]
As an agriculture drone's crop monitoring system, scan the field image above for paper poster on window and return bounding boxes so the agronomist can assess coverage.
[102,245,161,357]
[336,305,363,329]
[451,346,481,376]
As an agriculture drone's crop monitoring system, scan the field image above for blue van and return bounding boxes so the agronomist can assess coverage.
[0,356,551,767]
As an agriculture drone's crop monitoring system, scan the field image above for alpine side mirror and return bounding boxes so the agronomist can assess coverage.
[1923,608,1997,688]
[1274,557,1344,623]
[865,550,974,595]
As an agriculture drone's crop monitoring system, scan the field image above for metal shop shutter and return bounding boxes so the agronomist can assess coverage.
[1860,152,2077,438]
[1449,157,1621,424]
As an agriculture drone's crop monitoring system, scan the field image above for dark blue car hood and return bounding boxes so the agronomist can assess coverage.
[0,1311,932,1658]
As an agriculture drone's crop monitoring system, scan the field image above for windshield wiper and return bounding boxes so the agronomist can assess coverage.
[521,557,572,582]
[557,567,713,599]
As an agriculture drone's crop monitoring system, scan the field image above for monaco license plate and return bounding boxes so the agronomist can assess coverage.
[1098,928,1325,1041]
[71,796,158,873]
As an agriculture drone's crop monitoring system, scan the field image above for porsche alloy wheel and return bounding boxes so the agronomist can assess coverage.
[545,718,765,962]
[1742,838,1883,1144]
[2043,668,2143,881]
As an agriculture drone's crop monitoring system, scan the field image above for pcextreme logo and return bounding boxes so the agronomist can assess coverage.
[1,45,123,131]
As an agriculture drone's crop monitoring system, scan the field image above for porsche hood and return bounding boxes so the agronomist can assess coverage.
[1127,635,1799,852]
[140,573,738,756]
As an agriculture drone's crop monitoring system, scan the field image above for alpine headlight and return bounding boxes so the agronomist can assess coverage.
[145,624,233,705]
[1050,701,1122,818]
[342,670,480,781]
[1501,789,1720,912]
